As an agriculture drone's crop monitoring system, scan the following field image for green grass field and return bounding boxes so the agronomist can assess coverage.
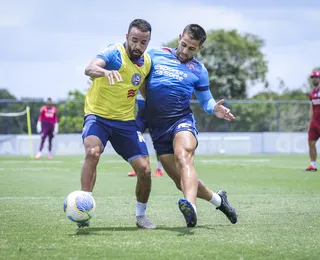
[1,154,320,260]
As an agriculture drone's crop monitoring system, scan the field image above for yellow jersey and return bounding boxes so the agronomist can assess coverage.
[85,43,151,121]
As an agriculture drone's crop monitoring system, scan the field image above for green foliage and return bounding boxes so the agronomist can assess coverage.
[57,90,85,133]
[164,29,268,99]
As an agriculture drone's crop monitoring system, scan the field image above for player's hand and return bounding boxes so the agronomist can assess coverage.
[214,99,235,121]
[36,121,42,133]
[104,70,122,85]
[54,123,59,135]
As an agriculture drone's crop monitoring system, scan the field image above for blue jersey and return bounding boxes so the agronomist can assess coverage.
[145,48,209,126]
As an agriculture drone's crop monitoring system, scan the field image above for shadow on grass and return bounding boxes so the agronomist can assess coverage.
[71,224,226,236]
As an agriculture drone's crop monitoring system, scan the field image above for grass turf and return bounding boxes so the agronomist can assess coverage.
[0,154,319,260]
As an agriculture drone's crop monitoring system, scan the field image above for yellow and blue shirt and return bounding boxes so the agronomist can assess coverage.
[85,43,151,121]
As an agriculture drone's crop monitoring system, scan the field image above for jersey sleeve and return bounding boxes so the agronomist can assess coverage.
[195,64,210,91]
[96,44,120,69]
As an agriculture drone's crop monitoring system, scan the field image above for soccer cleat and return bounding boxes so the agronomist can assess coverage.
[305,165,317,172]
[35,152,42,159]
[153,168,164,177]
[216,190,238,224]
[178,198,197,228]
[128,171,137,177]
[136,216,157,229]
[77,220,90,228]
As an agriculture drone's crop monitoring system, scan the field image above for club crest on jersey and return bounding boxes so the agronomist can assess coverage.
[131,73,142,86]
[187,62,195,71]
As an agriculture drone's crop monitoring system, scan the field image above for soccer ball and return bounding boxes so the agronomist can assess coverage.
[63,190,96,223]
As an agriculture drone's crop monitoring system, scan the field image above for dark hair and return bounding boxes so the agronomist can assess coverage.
[182,24,207,45]
[47,98,52,102]
[128,19,152,34]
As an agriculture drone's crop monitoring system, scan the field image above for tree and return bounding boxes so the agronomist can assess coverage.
[165,29,268,99]
[57,90,85,133]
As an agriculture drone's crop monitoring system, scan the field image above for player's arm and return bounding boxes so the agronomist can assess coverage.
[85,45,123,85]
[36,107,44,133]
[194,65,234,120]
[309,103,313,121]
[53,108,59,134]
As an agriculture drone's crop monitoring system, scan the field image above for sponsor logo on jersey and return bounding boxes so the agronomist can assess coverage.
[127,89,137,98]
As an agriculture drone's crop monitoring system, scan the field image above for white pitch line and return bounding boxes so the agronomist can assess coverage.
[0,160,63,164]
[199,159,271,163]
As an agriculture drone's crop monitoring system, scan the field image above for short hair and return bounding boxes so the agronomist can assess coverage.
[128,19,152,34]
[182,24,207,45]
[47,98,52,102]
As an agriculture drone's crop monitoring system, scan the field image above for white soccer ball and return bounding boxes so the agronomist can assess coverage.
[63,190,96,223]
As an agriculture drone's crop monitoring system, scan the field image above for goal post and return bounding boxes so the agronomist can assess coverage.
[0,106,34,158]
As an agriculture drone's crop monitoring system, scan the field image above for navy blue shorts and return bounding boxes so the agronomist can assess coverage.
[136,111,148,133]
[149,113,198,155]
[82,114,148,162]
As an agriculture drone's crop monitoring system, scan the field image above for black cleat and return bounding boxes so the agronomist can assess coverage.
[305,165,317,172]
[216,190,238,224]
[178,198,197,227]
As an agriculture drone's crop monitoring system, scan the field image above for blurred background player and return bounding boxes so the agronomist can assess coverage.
[35,98,59,159]
[128,91,164,177]
[306,70,320,171]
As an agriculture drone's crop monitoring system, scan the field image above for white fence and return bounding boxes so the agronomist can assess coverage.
[0,132,317,156]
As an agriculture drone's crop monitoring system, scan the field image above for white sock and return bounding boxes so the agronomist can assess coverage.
[190,202,197,214]
[136,201,147,216]
[311,161,317,168]
[157,160,162,169]
[210,192,221,207]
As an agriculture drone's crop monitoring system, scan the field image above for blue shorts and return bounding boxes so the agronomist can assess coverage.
[136,111,148,133]
[82,114,148,162]
[149,113,198,155]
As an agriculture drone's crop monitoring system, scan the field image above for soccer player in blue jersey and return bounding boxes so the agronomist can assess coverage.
[141,24,238,227]
[128,91,164,177]
[81,19,156,229]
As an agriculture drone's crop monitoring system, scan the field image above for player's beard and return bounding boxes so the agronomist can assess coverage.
[129,49,142,60]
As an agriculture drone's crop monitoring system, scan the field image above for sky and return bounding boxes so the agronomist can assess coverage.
[1,0,320,100]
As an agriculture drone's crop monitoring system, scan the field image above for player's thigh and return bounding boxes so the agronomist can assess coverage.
[82,117,108,153]
[308,123,320,142]
[110,127,148,162]
[172,114,198,154]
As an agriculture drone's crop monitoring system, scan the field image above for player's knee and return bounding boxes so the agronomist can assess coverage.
[135,161,151,178]
[85,146,101,162]
[174,152,191,168]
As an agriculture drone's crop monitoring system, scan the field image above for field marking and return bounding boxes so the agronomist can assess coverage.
[0,195,178,200]
[198,159,271,163]
[0,160,63,164]
[0,167,71,171]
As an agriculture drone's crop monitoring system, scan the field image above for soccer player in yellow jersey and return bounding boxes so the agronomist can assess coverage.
[80,19,156,229]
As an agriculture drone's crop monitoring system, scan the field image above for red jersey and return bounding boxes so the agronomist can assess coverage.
[310,88,320,122]
[38,105,58,124]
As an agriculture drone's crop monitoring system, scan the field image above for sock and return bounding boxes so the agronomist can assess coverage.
[157,160,162,169]
[190,202,197,214]
[136,201,147,216]
[210,192,222,207]
[311,161,316,168]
